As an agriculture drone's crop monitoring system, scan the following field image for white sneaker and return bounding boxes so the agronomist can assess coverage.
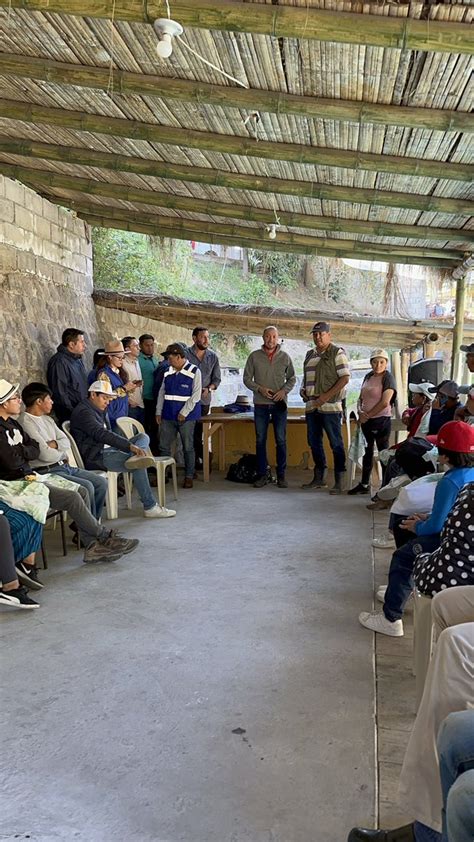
[143,505,176,518]
[372,533,396,549]
[378,474,411,501]
[125,454,156,470]
[358,610,404,636]
[376,585,413,611]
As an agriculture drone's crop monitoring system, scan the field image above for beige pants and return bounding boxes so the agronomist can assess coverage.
[432,586,474,637]
[398,610,474,832]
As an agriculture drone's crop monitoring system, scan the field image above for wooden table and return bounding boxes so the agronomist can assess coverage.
[201,412,307,482]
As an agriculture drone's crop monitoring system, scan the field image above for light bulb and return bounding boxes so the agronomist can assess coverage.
[268,224,277,240]
[156,33,173,58]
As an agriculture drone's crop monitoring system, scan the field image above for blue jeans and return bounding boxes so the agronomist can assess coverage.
[254,403,287,478]
[439,711,474,842]
[306,410,346,474]
[128,405,145,425]
[383,533,441,622]
[159,418,196,478]
[49,465,108,521]
[102,433,156,511]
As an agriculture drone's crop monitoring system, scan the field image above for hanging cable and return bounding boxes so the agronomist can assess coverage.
[175,35,249,89]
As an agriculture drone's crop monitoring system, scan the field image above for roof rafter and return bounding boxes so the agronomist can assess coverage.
[2,0,473,54]
[0,100,471,183]
[4,162,471,246]
[1,138,472,217]
[1,52,472,134]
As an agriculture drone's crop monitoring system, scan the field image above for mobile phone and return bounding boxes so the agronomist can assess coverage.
[133,379,143,386]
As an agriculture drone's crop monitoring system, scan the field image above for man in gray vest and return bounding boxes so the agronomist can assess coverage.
[300,321,350,494]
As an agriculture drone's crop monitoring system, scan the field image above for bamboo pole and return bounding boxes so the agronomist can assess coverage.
[4,159,467,245]
[451,276,467,382]
[62,198,462,263]
[424,334,438,358]
[74,210,458,268]
[2,0,473,55]
[2,53,472,134]
[391,351,403,421]
[2,138,471,218]
[400,350,410,400]
[0,100,471,183]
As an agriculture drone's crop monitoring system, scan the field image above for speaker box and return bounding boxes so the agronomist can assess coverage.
[408,358,444,387]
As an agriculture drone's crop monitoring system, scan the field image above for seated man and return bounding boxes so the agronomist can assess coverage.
[155,344,202,490]
[20,382,108,521]
[0,379,137,565]
[70,380,175,517]
[428,380,461,435]
[359,421,474,636]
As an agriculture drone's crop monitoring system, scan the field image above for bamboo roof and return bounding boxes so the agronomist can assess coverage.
[0,0,473,268]
[93,288,474,348]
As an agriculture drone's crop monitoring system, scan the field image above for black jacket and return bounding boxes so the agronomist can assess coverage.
[0,417,40,480]
[47,345,88,423]
[70,399,132,470]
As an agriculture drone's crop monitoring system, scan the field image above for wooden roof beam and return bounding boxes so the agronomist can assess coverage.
[1,53,472,134]
[2,0,473,55]
[1,138,472,217]
[0,99,472,183]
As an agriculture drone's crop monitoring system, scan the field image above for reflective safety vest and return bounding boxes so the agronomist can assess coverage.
[162,362,201,422]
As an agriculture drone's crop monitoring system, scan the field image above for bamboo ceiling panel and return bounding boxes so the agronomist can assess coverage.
[0,1,472,267]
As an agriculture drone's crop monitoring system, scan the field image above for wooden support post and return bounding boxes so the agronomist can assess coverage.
[391,351,403,419]
[424,334,438,358]
[401,350,410,402]
[451,276,467,382]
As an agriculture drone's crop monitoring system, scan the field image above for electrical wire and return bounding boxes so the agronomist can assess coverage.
[175,35,249,89]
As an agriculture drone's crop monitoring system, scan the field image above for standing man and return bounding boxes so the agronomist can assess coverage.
[46,327,88,426]
[186,327,221,471]
[122,336,145,424]
[301,321,350,494]
[243,326,296,488]
[156,344,202,489]
[139,334,159,454]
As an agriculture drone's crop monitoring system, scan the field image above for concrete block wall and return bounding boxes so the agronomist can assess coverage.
[95,304,190,355]
[0,176,100,384]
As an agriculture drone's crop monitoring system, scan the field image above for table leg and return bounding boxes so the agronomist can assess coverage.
[203,425,211,482]
[218,424,226,471]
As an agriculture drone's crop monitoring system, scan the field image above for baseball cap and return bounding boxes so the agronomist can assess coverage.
[428,420,474,453]
[409,382,436,399]
[0,379,19,404]
[460,343,474,354]
[428,380,459,398]
[370,348,389,361]
[88,380,118,397]
[310,321,330,333]
[161,342,188,358]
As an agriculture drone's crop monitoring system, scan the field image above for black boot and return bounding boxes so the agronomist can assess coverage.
[329,471,346,494]
[301,467,327,489]
[347,823,415,841]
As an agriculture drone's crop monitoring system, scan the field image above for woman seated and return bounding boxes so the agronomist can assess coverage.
[0,508,42,609]
[348,348,396,495]
[87,339,137,430]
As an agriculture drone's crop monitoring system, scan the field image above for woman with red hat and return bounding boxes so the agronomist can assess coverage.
[359,421,474,637]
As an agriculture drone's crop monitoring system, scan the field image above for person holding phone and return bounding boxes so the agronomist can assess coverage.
[243,326,296,489]
[122,336,145,424]
[427,380,461,435]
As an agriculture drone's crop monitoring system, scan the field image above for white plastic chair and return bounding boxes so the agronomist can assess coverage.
[62,422,132,520]
[413,590,435,710]
[115,416,178,507]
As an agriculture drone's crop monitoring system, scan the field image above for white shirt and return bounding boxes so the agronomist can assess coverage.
[20,412,71,467]
[122,357,144,408]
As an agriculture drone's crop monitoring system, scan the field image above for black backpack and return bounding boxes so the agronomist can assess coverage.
[395,437,435,479]
[226,453,273,484]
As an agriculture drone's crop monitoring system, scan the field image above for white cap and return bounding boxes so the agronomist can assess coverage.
[409,382,436,399]
[88,380,118,398]
[370,348,389,361]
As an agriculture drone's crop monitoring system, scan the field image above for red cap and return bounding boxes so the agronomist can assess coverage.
[433,421,474,453]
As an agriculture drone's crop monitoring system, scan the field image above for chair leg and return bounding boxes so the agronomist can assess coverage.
[107,473,118,520]
[59,511,67,557]
[171,462,178,501]
[157,465,165,508]
[124,473,133,510]
[40,540,48,570]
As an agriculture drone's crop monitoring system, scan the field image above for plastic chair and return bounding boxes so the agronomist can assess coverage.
[62,422,132,520]
[115,416,178,507]
[413,590,435,709]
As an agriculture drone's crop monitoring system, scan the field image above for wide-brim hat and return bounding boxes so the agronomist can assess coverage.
[236,394,251,406]
[99,340,130,356]
[409,382,436,399]
[0,379,19,404]
[428,379,459,399]
[370,348,389,361]
[88,380,118,398]
[428,420,474,453]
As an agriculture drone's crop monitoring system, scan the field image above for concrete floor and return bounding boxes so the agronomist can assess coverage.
[2,472,377,842]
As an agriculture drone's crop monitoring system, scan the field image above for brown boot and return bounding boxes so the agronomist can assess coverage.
[183,477,194,489]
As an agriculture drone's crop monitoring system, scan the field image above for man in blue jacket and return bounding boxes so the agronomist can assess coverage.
[71,381,176,518]
[47,328,88,426]
[156,344,202,489]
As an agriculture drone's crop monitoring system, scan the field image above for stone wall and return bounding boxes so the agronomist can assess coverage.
[95,304,190,355]
[0,175,100,384]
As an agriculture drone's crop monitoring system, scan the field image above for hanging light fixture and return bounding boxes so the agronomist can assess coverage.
[153,18,184,58]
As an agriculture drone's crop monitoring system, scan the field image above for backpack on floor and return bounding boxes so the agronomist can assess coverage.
[226,454,273,484]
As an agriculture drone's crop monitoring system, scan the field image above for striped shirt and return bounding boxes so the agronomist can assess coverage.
[302,346,350,414]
